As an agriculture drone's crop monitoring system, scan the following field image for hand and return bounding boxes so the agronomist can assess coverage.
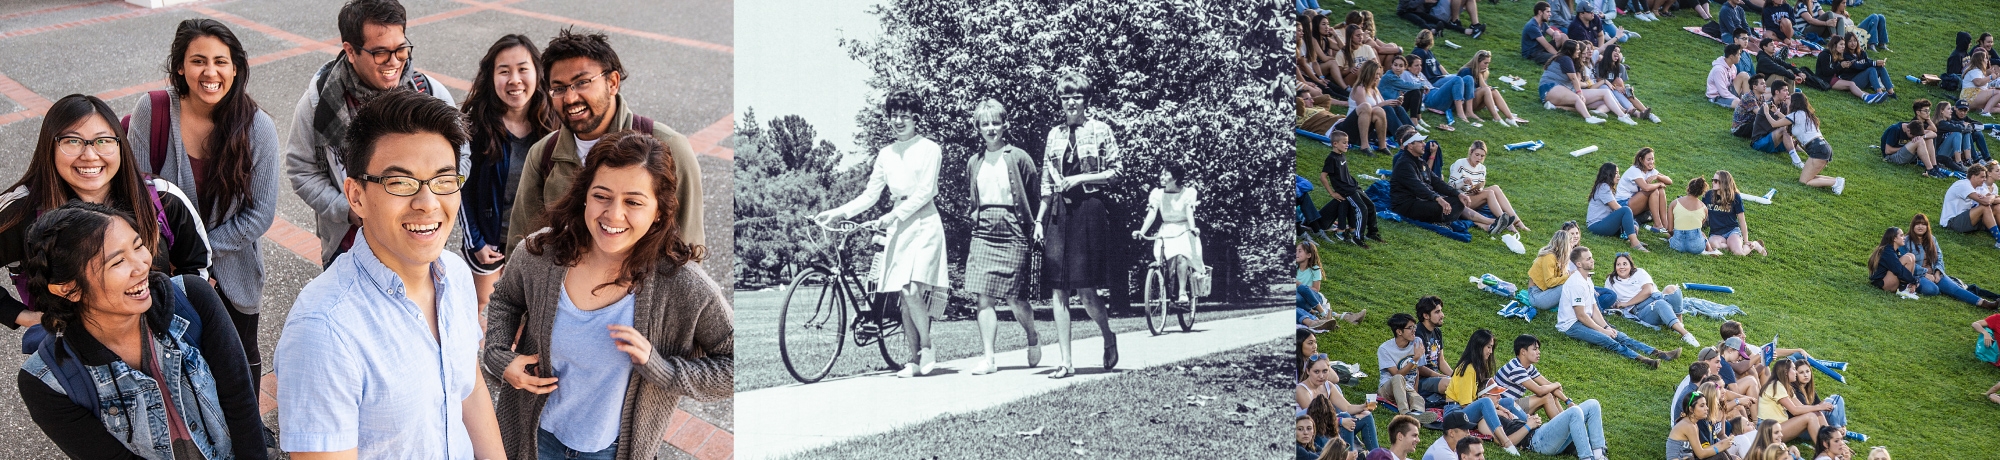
[1131,230,1144,240]
[1034,223,1045,241]
[610,324,654,366]
[861,218,888,231]
[1982,334,1994,348]
[1327,190,1345,201]
[14,310,41,329]
[1053,175,1072,192]
[474,245,504,264]
[1363,401,1378,412]
[1382,99,1402,107]
[1341,418,1357,431]
[1435,197,1450,211]
[502,354,558,394]
[812,210,839,227]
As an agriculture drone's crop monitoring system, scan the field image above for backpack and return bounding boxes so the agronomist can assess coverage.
[538,116,654,182]
[35,275,202,413]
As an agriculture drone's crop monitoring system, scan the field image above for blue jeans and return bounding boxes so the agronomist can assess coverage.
[1629,291,1684,329]
[1669,229,1707,253]
[1450,397,1529,434]
[538,428,617,460]
[1918,275,1986,306]
[1530,399,1607,458]
[1339,412,1380,451]
[1588,207,1638,240]
[1857,14,1887,45]
[1529,284,1564,309]
[1852,66,1893,91]
[1562,323,1658,359]
[1425,75,1477,113]
[1823,394,1849,427]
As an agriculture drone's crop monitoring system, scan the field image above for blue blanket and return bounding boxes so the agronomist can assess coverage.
[1365,180,1482,242]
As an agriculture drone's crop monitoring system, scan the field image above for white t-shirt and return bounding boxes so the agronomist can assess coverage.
[1378,338,1421,389]
[1449,158,1488,193]
[574,135,602,164]
[1943,179,1989,221]
[1556,268,1596,332]
[1786,111,1822,144]
[1421,437,1460,460]
[975,153,1013,205]
[1615,165,1659,201]
[1604,267,1655,305]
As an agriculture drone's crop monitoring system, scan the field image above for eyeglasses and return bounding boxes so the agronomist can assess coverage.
[359,44,414,66]
[358,173,465,197]
[549,71,612,97]
[56,136,120,156]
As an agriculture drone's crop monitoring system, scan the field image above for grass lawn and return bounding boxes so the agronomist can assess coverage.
[780,338,1296,459]
[734,288,1291,391]
[1305,0,2000,458]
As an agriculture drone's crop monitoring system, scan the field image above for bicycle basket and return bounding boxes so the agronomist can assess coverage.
[1192,266,1213,298]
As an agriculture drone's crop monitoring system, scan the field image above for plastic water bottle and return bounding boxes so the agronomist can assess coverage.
[1376,169,1393,176]
[1504,141,1542,151]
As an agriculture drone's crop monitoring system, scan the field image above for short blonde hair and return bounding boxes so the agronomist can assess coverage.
[1055,67,1091,94]
[973,98,1007,122]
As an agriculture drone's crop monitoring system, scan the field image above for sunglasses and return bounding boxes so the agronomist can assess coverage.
[1685,391,1705,409]
[1309,353,1329,364]
[1561,220,1579,230]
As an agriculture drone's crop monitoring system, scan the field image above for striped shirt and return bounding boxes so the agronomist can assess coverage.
[1493,358,1541,399]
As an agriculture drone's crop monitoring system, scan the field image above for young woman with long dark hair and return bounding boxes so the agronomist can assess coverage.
[1904,213,2000,308]
[129,18,277,394]
[1865,227,1919,297]
[1585,162,1647,251]
[461,34,559,311]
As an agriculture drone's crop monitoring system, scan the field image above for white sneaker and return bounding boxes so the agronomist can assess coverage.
[1683,333,1701,347]
[895,363,917,378]
[1789,151,1804,169]
[1502,445,1521,456]
[969,357,997,375]
[1414,123,1430,133]
[1832,177,1846,195]
[1584,116,1607,124]
[1648,113,1662,123]
[1626,30,1642,39]
[1545,101,1558,111]
[1617,115,1638,125]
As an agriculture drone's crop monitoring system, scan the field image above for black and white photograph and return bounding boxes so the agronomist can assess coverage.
[733,0,1296,457]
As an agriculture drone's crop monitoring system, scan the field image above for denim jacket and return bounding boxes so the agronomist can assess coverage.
[21,309,233,460]
[1903,236,1945,278]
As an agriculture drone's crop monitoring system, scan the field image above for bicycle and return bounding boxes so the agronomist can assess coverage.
[1137,228,1208,335]
[777,220,912,384]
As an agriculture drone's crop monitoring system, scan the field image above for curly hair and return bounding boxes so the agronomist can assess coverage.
[527,131,702,293]
[21,201,143,333]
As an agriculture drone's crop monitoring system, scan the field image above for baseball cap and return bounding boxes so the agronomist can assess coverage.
[1442,412,1477,431]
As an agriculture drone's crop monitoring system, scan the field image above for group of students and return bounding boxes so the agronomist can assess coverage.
[1578,149,1772,257]
[1708,42,1849,194]
[1296,299,1618,460]
[1858,173,2000,309]
[1296,9,1532,156]
[1522,1,1662,126]
[1665,321,1881,460]
[11,1,733,458]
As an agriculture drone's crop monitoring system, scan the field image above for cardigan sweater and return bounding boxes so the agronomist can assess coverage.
[481,238,733,460]
[130,90,282,314]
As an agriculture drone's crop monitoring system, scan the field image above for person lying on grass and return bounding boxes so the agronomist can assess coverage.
[1602,252,1702,346]
[1902,213,2000,309]
[1554,246,1683,368]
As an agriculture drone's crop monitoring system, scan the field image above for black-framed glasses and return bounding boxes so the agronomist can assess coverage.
[549,70,612,97]
[55,136,120,156]
[358,173,465,197]
[360,44,414,66]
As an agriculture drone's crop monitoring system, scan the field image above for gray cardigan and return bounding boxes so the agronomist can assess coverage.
[130,91,281,315]
[481,238,734,460]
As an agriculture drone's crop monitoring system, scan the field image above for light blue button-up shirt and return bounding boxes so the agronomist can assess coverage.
[275,233,480,458]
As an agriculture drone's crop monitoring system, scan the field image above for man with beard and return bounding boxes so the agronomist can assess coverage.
[285,0,465,267]
[506,28,705,251]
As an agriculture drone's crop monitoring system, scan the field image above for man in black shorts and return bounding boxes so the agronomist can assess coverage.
[1389,127,1510,232]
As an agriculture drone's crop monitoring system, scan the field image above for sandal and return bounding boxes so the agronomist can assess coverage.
[1048,365,1074,379]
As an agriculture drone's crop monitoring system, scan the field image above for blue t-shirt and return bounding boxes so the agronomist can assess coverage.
[539,286,639,452]
[1702,191,1746,235]
[1413,48,1447,82]
[1522,19,1547,59]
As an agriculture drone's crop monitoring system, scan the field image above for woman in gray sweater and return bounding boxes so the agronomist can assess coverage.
[482,131,733,460]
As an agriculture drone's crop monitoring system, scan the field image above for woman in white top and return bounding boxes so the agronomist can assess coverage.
[1448,141,1529,233]
[1296,354,1380,450]
[1343,61,1395,152]
[1764,92,1846,194]
[1615,148,1673,233]
[1133,163,1204,304]
[1603,252,1701,346]
[962,99,1041,376]
[1960,50,1996,112]
[814,91,948,378]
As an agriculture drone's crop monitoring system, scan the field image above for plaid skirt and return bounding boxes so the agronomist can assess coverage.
[966,206,1032,299]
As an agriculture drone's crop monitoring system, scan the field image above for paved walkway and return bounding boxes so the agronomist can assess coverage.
[734,308,1290,459]
[0,1,733,458]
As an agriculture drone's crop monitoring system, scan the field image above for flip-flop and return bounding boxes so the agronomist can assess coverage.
[1987,393,2000,405]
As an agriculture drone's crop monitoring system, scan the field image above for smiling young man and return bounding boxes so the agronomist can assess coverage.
[506,28,704,253]
[274,90,503,459]
[285,0,464,268]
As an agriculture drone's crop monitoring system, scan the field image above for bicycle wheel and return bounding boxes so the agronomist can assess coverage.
[1178,273,1197,332]
[873,292,913,370]
[779,269,848,384]
[1144,268,1168,336]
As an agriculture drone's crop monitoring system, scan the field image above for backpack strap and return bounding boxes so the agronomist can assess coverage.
[411,72,434,96]
[166,275,201,352]
[147,90,170,175]
[541,116,655,182]
[634,115,655,136]
[34,332,100,414]
[141,178,175,248]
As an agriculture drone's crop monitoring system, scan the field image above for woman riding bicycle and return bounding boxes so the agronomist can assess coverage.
[1133,163,1205,303]
[812,90,947,378]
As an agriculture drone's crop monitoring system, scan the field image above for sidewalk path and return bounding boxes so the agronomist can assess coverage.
[734,308,1289,460]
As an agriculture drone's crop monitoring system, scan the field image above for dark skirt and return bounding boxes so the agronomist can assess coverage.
[966,206,1032,299]
[1043,194,1113,290]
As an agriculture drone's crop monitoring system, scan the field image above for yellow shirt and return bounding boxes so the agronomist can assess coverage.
[1758,385,1792,422]
[1445,365,1480,406]
[1529,253,1570,290]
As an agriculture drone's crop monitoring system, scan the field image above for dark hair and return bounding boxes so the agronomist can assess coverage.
[1387,414,1422,439]
[1534,1,1551,15]
[1759,37,1776,50]
[1868,227,1902,276]
[1591,162,1619,202]
[528,131,703,293]
[1513,334,1540,354]
[1632,147,1654,171]
[1455,436,1483,454]
[1160,162,1186,184]
[463,35,557,160]
[1386,312,1414,332]
[1688,361,1711,383]
[1307,395,1340,438]
[1814,425,1842,452]
[1909,214,1939,272]
[1455,328,1496,384]
[167,18,262,223]
[1596,44,1624,80]
[1725,44,1743,58]
[337,0,406,49]
[22,201,144,333]
[343,89,468,180]
[1719,320,1743,339]
[1415,295,1442,318]
[542,27,624,85]
[1732,28,1749,39]
[1686,177,1707,197]
[884,90,921,116]
[1789,91,1819,128]
[0,95,162,250]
